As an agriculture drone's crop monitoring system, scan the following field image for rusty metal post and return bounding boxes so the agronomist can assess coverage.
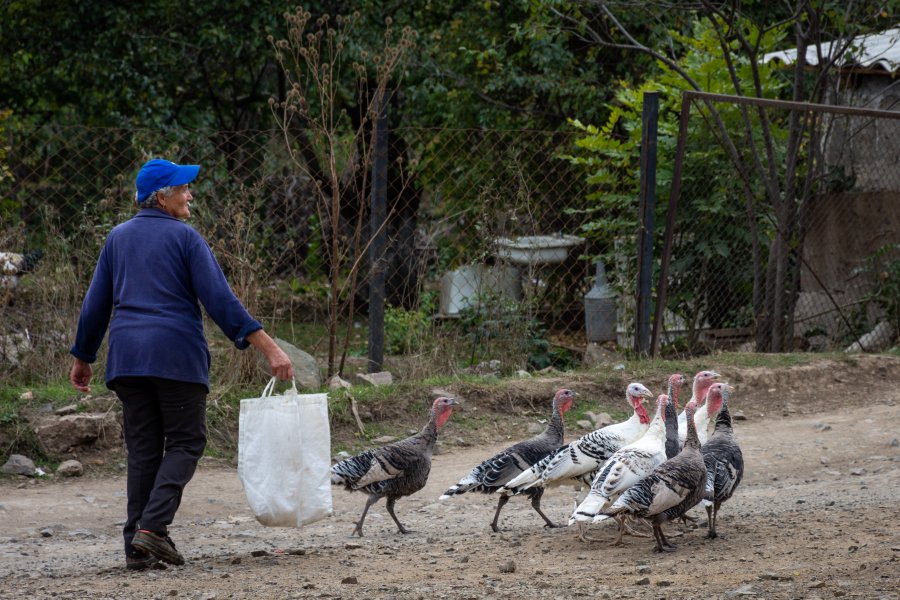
[650,94,692,357]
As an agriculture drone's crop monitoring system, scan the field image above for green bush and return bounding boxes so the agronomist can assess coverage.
[384,306,432,355]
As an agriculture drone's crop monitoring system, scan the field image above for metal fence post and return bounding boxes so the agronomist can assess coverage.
[368,91,388,373]
[635,91,659,356]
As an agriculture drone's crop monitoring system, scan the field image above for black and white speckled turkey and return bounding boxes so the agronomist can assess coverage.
[701,383,743,539]
[570,392,670,543]
[439,389,576,532]
[331,396,458,537]
[498,383,653,496]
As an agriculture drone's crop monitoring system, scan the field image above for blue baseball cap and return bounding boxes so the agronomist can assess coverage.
[135,159,200,204]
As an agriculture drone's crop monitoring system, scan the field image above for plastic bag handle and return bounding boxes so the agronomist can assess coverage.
[261,376,298,398]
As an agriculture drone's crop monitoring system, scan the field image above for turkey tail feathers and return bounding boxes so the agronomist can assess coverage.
[439,471,481,500]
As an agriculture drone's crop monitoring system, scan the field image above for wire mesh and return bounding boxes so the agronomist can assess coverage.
[660,91,900,354]
[2,103,898,387]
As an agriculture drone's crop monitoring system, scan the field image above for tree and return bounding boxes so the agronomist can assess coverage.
[1,0,288,129]
[270,8,416,377]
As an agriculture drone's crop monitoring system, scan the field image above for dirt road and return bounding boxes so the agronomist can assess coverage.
[1,366,899,599]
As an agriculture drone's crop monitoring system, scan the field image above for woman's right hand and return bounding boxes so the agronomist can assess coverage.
[70,358,93,393]
[266,345,294,381]
[247,329,295,381]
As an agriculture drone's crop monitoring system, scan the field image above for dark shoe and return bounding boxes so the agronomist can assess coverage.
[125,550,162,571]
[132,530,185,566]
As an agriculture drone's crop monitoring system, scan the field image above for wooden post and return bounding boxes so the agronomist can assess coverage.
[368,91,388,373]
[635,92,659,356]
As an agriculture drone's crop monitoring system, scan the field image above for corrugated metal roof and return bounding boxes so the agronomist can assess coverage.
[762,26,900,72]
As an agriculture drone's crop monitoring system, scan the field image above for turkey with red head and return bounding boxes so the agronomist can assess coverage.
[439,389,576,532]
[331,396,458,537]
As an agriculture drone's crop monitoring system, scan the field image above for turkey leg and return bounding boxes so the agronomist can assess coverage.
[530,489,559,529]
[490,495,510,532]
[705,503,719,539]
[386,497,411,534]
[652,523,678,552]
[352,494,381,537]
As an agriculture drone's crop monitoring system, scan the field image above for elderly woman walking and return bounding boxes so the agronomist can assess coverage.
[69,158,293,570]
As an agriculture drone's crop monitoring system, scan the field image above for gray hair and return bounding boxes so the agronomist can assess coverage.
[137,185,176,209]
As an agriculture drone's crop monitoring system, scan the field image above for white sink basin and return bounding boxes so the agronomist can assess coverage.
[494,234,584,265]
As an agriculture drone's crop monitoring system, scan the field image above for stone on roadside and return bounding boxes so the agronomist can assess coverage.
[328,375,352,390]
[56,459,83,477]
[269,338,322,391]
[498,560,516,574]
[526,423,544,434]
[19,390,34,401]
[54,404,79,416]
[586,412,612,427]
[33,412,121,456]
[371,435,397,444]
[1,454,36,476]
[733,410,747,420]
[576,420,594,430]
[726,584,761,597]
[354,371,393,387]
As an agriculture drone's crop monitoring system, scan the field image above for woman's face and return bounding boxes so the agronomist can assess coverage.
[158,184,192,219]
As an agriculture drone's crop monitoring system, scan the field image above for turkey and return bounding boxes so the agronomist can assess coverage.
[331,396,458,537]
[439,389,576,532]
[701,383,743,539]
[664,373,687,460]
[594,398,707,553]
[499,383,653,496]
[677,370,720,448]
[570,392,670,543]
[1,249,43,299]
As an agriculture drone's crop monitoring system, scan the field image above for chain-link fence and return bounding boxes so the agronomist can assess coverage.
[653,91,900,356]
[1,124,603,385]
[2,99,899,387]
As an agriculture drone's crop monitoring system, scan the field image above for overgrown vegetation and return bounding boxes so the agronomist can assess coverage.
[269,9,416,378]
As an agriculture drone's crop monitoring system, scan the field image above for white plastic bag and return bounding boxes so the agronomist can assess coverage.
[238,377,332,527]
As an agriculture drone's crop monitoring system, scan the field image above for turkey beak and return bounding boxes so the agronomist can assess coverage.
[447,398,459,406]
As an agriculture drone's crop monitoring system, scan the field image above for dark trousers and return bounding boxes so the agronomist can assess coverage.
[111,376,207,557]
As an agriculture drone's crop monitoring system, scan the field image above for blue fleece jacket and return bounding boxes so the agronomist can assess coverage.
[70,208,262,389]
